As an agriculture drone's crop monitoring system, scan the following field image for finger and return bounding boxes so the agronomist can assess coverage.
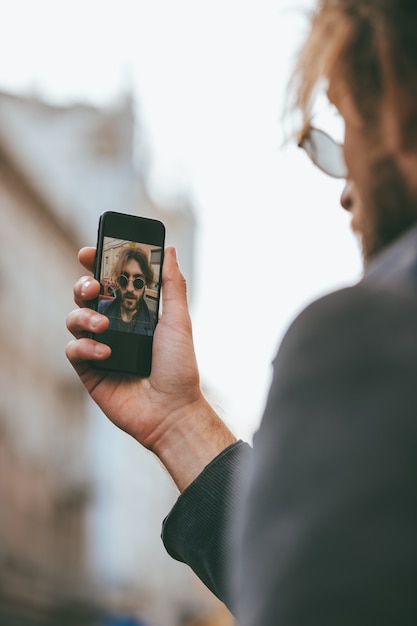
[78,246,96,274]
[66,338,111,374]
[161,246,190,319]
[73,275,101,308]
[67,308,109,339]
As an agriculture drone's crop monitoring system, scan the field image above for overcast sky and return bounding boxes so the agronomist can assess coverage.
[0,0,362,438]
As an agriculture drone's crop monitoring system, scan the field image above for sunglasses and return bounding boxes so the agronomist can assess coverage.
[118,274,145,290]
[298,127,347,179]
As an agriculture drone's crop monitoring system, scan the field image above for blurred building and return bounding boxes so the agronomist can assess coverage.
[0,91,97,624]
[0,90,225,625]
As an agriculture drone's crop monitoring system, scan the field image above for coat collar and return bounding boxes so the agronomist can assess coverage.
[362,223,417,290]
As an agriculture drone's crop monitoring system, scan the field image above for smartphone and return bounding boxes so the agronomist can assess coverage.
[92,211,165,376]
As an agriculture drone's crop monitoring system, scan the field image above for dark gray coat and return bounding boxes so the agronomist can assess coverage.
[163,224,417,625]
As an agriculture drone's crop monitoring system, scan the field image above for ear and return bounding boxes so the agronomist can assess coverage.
[378,38,417,153]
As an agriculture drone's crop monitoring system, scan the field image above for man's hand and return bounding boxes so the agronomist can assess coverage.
[66,246,236,491]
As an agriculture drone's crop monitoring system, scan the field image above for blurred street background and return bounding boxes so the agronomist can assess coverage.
[0,1,362,624]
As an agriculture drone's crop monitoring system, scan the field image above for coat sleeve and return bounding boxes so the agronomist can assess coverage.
[162,440,252,606]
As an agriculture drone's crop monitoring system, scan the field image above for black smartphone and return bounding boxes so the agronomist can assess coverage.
[92,211,165,376]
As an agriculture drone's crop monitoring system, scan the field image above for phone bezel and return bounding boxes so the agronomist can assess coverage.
[92,211,165,376]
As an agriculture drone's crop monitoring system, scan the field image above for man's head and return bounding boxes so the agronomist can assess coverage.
[110,247,154,317]
[291,1,417,263]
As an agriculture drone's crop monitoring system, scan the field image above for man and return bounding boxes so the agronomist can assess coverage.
[98,246,155,335]
[66,1,417,624]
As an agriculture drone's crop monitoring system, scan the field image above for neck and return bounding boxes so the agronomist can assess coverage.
[121,309,136,323]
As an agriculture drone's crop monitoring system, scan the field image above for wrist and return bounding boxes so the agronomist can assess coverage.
[148,396,237,492]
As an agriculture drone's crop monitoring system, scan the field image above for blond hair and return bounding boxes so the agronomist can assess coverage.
[289,1,417,136]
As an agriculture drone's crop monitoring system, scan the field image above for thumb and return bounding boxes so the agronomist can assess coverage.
[161,246,190,317]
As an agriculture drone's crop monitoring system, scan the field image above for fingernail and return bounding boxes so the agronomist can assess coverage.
[80,278,93,297]
[91,314,102,330]
[171,246,179,266]
[94,343,108,357]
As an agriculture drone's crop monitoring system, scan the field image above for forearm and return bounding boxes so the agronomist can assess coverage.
[149,396,237,492]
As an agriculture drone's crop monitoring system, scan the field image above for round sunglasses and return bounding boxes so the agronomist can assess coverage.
[298,126,347,179]
[118,274,145,290]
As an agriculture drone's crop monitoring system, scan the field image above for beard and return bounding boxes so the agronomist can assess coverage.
[356,155,417,264]
[121,292,143,311]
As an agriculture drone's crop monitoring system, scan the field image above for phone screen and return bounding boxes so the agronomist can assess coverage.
[92,212,165,376]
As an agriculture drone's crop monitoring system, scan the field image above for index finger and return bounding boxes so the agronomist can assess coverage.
[78,247,96,274]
